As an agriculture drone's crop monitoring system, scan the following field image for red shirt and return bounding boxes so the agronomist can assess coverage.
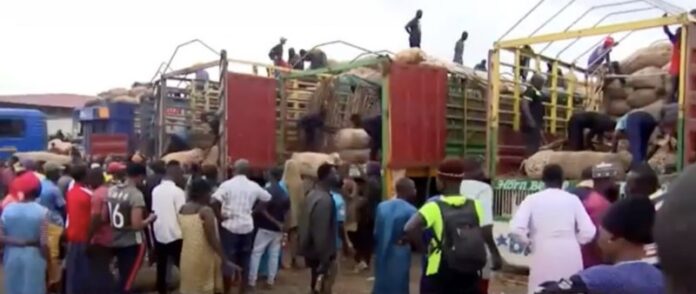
[669,40,681,76]
[90,186,112,246]
[581,191,611,268]
[66,183,93,242]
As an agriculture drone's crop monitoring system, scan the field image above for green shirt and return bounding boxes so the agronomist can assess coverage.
[419,195,484,276]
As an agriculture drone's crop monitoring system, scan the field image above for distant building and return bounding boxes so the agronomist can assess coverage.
[0,94,94,136]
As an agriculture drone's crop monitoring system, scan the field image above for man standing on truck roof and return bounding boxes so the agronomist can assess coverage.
[288,48,304,70]
[588,36,617,74]
[269,37,287,66]
[405,10,423,48]
[453,31,468,65]
[521,74,546,156]
[567,111,616,151]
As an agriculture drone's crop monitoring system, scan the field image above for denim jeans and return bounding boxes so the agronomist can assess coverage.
[248,228,283,286]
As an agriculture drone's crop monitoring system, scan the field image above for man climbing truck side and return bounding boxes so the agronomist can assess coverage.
[521,74,546,156]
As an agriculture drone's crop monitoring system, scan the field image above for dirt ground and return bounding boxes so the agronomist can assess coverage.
[0,256,528,294]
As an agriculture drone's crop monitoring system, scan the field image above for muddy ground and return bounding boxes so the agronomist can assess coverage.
[0,256,528,294]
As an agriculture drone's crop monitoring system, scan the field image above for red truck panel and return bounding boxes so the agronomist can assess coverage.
[225,73,277,169]
[89,134,129,157]
[388,63,448,168]
[682,24,696,166]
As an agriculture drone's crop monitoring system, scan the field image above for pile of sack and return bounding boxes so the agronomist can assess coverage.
[523,150,632,180]
[290,152,341,177]
[15,152,72,166]
[334,128,371,164]
[604,42,672,116]
[90,84,155,105]
[162,146,219,167]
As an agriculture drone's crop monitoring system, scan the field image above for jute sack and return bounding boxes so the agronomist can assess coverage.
[15,152,71,166]
[607,99,631,116]
[604,80,628,100]
[335,128,371,150]
[162,148,204,166]
[98,87,130,99]
[129,86,153,98]
[394,48,426,64]
[620,42,672,74]
[627,89,659,108]
[290,152,341,177]
[626,66,666,89]
[283,159,305,229]
[47,139,72,154]
[338,149,370,164]
[110,95,140,104]
[648,137,677,174]
[524,150,632,180]
[202,146,219,166]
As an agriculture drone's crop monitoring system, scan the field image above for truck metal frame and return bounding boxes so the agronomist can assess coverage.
[487,4,694,177]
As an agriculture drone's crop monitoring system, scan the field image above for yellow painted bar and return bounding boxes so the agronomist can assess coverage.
[566,68,576,122]
[486,49,502,177]
[513,48,522,131]
[549,60,559,134]
[678,24,688,113]
[496,14,689,49]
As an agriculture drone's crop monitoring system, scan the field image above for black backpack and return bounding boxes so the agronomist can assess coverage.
[434,198,487,273]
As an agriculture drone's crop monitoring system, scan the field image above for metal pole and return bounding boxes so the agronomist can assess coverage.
[528,0,577,37]
[498,0,547,41]
[538,0,643,54]
[162,39,220,74]
[556,7,654,59]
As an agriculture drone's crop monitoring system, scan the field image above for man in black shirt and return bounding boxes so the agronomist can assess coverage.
[405,10,423,48]
[268,37,287,65]
[249,167,289,290]
[299,109,327,151]
[567,111,616,151]
[521,74,546,156]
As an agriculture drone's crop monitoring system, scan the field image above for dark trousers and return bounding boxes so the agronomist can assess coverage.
[113,243,147,294]
[626,112,657,168]
[670,74,680,103]
[421,265,481,294]
[155,240,182,294]
[351,222,374,265]
[221,229,254,282]
[88,245,117,293]
[66,242,91,294]
[522,126,542,156]
[409,35,421,48]
[568,115,587,151]
[306,257,337,294]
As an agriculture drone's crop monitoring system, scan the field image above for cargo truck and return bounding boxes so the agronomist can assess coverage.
[486,4,695,268]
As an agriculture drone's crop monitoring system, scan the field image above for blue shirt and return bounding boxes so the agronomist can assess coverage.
[536,261,664,294]
[36,179,65,226]
[331,191,346,249]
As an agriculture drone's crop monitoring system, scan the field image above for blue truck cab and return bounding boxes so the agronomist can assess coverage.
[0,109,48,160]
[76,102,136,156]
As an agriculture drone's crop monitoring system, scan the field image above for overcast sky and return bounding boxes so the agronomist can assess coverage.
[0,0,691,95]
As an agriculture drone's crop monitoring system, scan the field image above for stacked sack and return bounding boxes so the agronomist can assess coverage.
[290,152,341,178]
[90,84,154,105]
[524,150,632,180]
[604,42,672,116]
[334,128,371,164]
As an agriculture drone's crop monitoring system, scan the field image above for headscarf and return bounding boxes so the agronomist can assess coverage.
[1,171,41,209]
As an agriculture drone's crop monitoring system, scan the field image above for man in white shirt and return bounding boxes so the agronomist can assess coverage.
[459,157,502,293]
[212,159,271,294]
[151,160,186,294]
